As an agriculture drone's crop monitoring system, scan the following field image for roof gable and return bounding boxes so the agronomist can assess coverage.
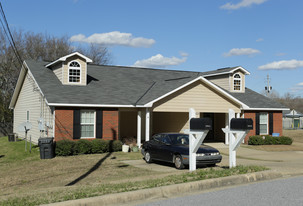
[45,52,92,68]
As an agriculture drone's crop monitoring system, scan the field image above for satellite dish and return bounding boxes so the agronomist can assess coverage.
[18,122,32,132]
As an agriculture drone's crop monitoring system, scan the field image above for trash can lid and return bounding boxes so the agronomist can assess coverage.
[38,137,54,144]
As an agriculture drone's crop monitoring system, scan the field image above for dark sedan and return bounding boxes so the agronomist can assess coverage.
[141,133,222,169]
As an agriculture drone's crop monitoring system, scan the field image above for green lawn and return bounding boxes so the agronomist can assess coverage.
[0,136,267,206]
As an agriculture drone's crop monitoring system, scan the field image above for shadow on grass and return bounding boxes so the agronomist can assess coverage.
[0,155,5,158]
[66,152,112,186]
[66,139,117,186]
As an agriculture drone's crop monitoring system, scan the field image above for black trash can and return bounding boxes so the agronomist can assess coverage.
[8,134,15,142]
[38,137,55,159]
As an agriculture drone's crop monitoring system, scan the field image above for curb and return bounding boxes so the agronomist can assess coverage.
[43,170,283,206]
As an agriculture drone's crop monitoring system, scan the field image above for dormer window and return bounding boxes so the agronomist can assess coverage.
[68,61,81,83]
[233,73,241,91]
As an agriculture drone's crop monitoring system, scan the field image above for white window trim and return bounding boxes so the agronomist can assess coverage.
[259,112,268,135]
[233,73,242,92]
[68,60,81,84]
[80,110,96,139]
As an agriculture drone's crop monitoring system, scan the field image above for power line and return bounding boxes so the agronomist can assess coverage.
[0,1,23,66]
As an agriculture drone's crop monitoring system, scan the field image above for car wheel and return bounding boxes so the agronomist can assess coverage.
[144,151,152,163]
[174,155,185,169]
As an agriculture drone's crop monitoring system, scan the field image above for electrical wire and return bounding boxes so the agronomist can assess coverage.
[0,1,23,66]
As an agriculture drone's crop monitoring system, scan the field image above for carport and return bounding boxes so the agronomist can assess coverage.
[119,77,246,147]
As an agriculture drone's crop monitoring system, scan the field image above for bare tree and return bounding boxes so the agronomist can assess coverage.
[0,29,112,135]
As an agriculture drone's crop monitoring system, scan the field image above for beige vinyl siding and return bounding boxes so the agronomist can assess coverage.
[13,72,53,144]
[206,74,230,91]
[153,81,241,113]
[62,56,87,85]
[52,62,62,82]
[153,112,188,134]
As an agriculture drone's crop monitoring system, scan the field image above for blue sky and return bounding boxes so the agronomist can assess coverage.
[3,0,303,97]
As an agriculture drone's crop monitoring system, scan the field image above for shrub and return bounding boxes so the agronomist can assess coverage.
[91,139,109,153]
[73,139,92,155]
[279,136,293,145]
[248,136,264,145]
[248,135,293,145]
[109,140,123,152]
[55,140,75,156]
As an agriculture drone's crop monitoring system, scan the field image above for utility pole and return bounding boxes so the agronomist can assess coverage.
[265,74,272,96]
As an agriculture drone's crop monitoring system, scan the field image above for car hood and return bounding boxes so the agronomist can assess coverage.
[172,144,219,155]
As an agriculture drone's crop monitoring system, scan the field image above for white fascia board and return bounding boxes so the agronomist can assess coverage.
[203,66,250,77]
[27,69,49,105]
[9,62,27,109]
[243,108,289,111]
[144,76,249,109]
[48,103,149,108]
[45,52,93,68]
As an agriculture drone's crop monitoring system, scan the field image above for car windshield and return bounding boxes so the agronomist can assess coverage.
[169,134,189,145]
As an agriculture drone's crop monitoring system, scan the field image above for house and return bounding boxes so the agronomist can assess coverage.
[9,52,288,145]
[283,109,303,129]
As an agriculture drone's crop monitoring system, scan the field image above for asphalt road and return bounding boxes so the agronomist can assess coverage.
[136,176,303,206]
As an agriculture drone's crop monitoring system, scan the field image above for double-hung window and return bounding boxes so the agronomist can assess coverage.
[259,112,268,134]
[80,110,95,138]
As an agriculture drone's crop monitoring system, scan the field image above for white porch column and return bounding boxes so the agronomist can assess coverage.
[225,113,229,145]
[137,110,142,148]
[145,108,150,141]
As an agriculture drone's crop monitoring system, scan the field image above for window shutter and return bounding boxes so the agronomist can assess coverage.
[96,109,103,138]
[269,112,273,135]
[73,109,81,139]
[255,113,260,135]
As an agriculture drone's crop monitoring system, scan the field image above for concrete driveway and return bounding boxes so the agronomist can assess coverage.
[124,143,303,176]
[209,143,303,176]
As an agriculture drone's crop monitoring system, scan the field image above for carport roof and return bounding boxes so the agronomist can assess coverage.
[16,59,286,110]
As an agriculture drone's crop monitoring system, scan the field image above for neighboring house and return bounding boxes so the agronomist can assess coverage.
[283,109,303,129]
[9,52,288,145]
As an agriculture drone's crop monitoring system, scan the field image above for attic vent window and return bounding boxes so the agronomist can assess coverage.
[68,61,81,83]
[233,73,241,91]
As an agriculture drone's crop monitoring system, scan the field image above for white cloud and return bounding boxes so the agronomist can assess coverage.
[220,0,267,10]
[276,52,286,57]
[70,31,155,48]
[258,59,303,70]
[256,38,264,42]
[179,51,189,57]
[297,82,303,86]
[223,48,260,57]
[132,54,187,68]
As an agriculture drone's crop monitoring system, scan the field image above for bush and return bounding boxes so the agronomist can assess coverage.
[109,140,123,152]
[73,139,92,155]
[248,136,264,145]
[279,136,293,145]
[55,139,123,156]
[55,140,75,156]
[248,135,293,145]
[91,139,109,153]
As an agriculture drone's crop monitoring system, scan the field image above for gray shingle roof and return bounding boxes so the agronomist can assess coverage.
[25,60,287,109]
[227,88,287,109]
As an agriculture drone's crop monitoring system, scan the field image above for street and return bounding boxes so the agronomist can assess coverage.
[136,176,303,206]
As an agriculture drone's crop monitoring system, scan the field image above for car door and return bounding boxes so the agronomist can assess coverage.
[148,134,162,160]
[157,134,174,162]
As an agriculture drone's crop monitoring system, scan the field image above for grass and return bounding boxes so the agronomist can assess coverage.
[0,136,267,206]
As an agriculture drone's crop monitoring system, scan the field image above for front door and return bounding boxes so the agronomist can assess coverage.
[203,113,214,142]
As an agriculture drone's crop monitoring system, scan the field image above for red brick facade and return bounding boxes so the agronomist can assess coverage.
[54,108,119,141]
[103,110,119,140]
[244,111,283,143]
[55,108,74,141]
